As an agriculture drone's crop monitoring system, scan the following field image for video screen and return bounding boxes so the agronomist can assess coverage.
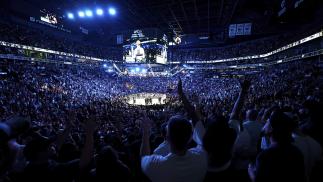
[123,30,168,64]
[40,9,58,25]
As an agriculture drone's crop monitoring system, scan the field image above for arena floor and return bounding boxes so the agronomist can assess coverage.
[125,93,167,105]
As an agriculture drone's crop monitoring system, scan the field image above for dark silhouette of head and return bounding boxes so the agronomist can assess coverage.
[269,110,294,145]
[95,146,131,181]
[161,122,167,140]
[167,115,192,153]
[96,146,118,173]
[246,109,258,121]
[203,115,237,167]
[23,134,52,161]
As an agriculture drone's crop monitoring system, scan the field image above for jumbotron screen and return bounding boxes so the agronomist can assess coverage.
[40,9,58,25]
[123,30,168,64]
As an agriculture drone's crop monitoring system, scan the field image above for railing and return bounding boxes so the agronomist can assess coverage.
[181,49,323,70]
[168,30,323,64]
[0,30,322,66]
[0,41,111,62]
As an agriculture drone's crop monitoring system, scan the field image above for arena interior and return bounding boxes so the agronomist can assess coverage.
[0,0,323,182]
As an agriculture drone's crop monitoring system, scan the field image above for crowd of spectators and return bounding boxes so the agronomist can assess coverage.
[2,19,320,65]
[0,16,322,182]
[168,35,284,62]
[0,21,121,61]
[0,57,322,182]
[168,30,322,63]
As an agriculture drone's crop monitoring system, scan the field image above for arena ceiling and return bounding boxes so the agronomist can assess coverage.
[6,0,272,33]
[6,0,322,36]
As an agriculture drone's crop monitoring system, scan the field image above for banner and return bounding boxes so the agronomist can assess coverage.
[29,17,71,33]
[117,35,123,44]
[229,23,252,38]
[229,24,237,38]
[236,24,244,35]
[80,27,88,35]
[243,23,252,35]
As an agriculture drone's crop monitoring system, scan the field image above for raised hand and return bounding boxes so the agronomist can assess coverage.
[176,77,199,125]
[248,163,256,182]
[140,112,153,156]
[140,113,153,135]
[230,78,251,121]
[66,109,76,129]
[239,79,251,92]
[195,104,203,121]
[80,115,97,170]
[83,115,98,134]
[177,77,183,96]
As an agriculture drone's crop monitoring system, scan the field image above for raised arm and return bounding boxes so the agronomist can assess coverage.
[140,114,153,157]
[55,110,75,151]
[79,115,97,170]
[260,105,277,124]
[177,78,199,126]
[229,79,251,124]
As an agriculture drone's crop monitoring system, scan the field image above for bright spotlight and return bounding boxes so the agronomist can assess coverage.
[67,13,74,19]
[135,67,140,72]
[85,10,93,17]
[103,64,108,68]
[142,68,147,73]
[108,7,116,15]
[78,11,85,18]
[96,8,104,16]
